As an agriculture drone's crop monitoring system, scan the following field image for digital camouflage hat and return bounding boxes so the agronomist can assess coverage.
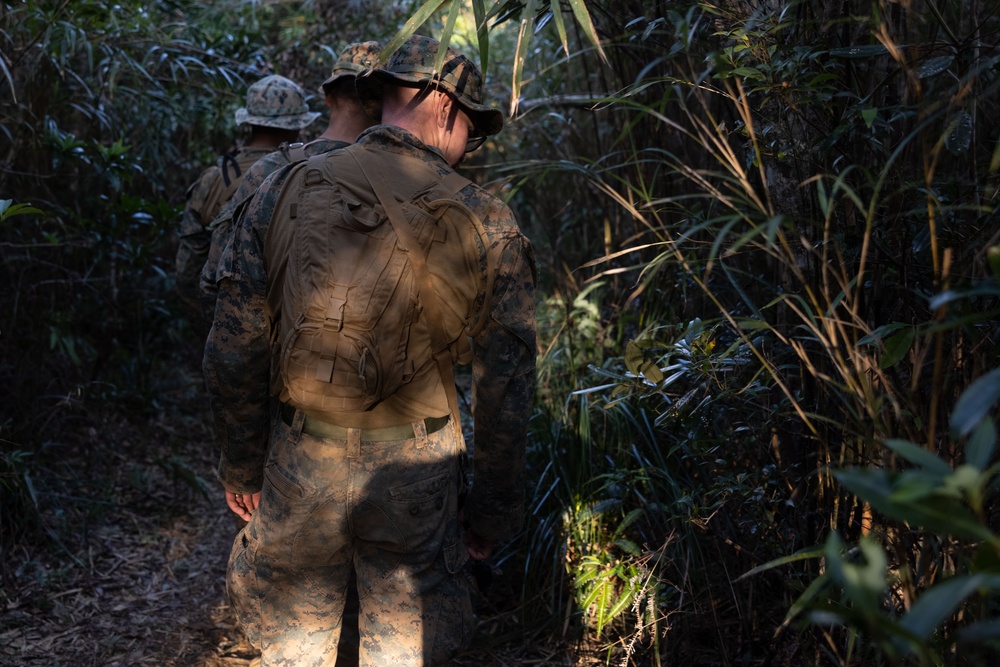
[235,75,320,130]
[357,35,503,136]
[321,41,383,94]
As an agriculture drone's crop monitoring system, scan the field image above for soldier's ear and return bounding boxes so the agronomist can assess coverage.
[437,91,454,128]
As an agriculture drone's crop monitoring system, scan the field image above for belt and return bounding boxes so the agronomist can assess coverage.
[280,403,449,442]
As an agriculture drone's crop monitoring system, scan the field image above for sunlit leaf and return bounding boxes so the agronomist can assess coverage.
[566,0,608,63]
[434,0,463,75]
[510,0,538,116]
[951,367,1000,438]
[549,1,569,57]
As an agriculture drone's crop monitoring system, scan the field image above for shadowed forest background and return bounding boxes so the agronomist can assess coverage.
[3,0,1000,665]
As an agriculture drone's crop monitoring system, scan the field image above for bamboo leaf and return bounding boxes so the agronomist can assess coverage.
[566,0,608,63]
[435,0,463,75]
[951,367,1000,438]
[736,546,825,582]
[550,2,570,57]
[510,0,537,116]
[380,0,451,64]
[471,0,489,70]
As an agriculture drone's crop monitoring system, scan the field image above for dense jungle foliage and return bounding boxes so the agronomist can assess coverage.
[3,0,1000,665]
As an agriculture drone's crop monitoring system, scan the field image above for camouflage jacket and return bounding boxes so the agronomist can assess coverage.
[203,125,537,542]
[175,145,276,334]
[198,138,347,326]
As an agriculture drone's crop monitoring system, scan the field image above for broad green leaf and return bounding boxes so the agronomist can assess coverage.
[857,322,909,346]
[916,55,953,79]
[942,463,984,499]
[900,574,1000,641]
[835,468,995,541]
[884,438,951,475]
[861,107,878,128]
[966,419,996,471]
[879,326,914,369]
[730,66,764,79]
[888,471,945,503]
[951,367,1000,438]
[0,200,44,221]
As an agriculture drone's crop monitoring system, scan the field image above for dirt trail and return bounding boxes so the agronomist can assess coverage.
[0,367,259,666]
[0,359,578,666]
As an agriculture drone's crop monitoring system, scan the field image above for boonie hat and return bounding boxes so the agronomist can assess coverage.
[321,41,383,94]
[235,75,320,130]
[357,35,503,137]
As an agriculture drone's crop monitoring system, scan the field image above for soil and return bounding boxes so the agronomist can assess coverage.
[0,359,589,666]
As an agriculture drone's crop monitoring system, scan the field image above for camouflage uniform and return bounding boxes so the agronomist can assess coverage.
[176,74,319,334]
[203,37,536,667]
[197,138,346,326]
[199,42,384,325]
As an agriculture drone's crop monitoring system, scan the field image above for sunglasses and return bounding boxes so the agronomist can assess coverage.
[465,133,487,154]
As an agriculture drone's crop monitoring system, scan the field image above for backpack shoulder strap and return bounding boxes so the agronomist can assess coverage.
[281,141,308,164]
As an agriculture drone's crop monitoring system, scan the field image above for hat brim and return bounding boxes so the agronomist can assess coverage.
[234,109,321,130]
[357,70,503,137]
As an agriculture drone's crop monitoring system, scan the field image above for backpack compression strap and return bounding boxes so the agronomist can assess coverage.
[347,148,464,431]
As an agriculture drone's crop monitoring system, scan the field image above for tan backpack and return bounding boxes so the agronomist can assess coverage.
[266,144,494,418]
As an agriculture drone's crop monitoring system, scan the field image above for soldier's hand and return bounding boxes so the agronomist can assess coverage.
[457,509,494,560]
[226,490,261,521]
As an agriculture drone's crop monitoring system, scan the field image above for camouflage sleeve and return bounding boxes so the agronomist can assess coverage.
[200,152,288,327]
[466,201,538,542]
[175,166,219,334]
[202,176,281,493]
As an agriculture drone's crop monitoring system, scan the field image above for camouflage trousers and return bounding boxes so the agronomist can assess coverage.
[227,409,475,666]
